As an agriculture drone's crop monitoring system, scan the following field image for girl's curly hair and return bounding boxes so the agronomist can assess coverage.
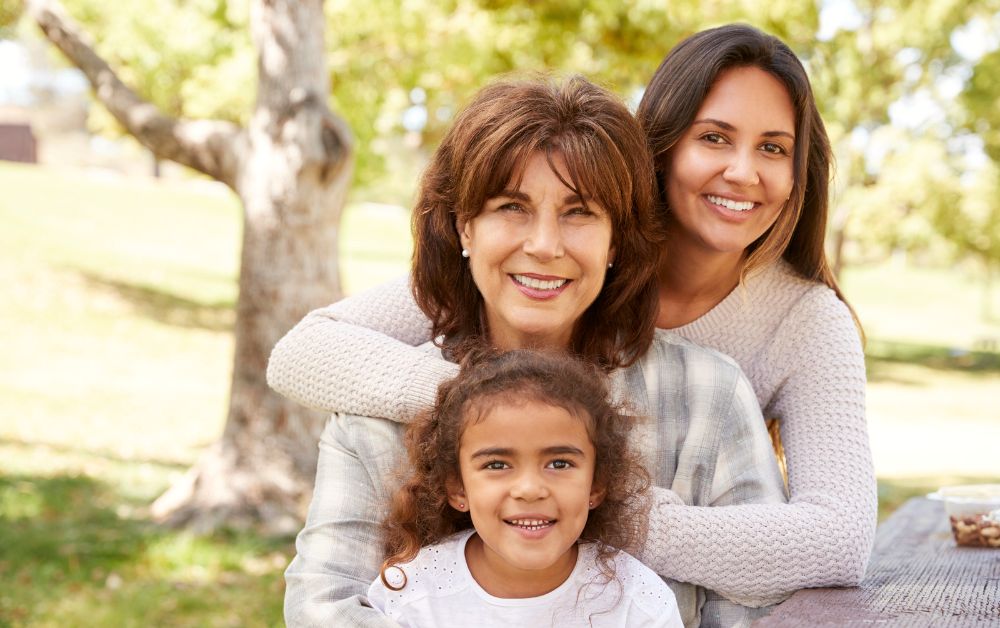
[380,347,651,589]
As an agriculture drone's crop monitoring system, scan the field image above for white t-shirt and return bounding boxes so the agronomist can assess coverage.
[367,530,683,628]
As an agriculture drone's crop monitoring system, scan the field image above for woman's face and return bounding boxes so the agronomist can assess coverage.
[459,151,615,351]
[665,65,795,258]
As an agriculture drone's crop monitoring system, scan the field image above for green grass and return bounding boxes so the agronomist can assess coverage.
[0,473,288,627]
[1,161,998,624]
[0,162,413,626]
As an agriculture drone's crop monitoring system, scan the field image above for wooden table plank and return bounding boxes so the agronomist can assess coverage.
[754,497,1000,627]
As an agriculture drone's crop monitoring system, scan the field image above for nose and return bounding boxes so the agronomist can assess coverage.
[509,469,549,502]
[723,148,760,187]
[522,210,564,261]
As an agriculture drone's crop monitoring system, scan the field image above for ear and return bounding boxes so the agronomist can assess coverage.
[589,484,607,510]
[446,477,468,512]
[607,245,616,268]
[456,218,473,252]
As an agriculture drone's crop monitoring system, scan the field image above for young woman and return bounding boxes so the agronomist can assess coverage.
[280,75,784,628]
[370,349,683,627]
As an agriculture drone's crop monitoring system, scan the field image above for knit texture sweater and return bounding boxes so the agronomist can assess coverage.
[267,260,877,603]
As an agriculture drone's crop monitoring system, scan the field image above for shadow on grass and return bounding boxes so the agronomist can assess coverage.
[0,472,290,625]
[0,473,159,622]
[866,338,1000,384]
[79,271,235,332]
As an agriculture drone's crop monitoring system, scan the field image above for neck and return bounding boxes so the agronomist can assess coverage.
[656,236,744,329]
[486,324,573,354]
[465,533,578,598]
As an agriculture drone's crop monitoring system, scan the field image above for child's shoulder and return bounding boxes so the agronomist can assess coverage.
[376,530,472,603]
[577,545,682,627]
[610,548,676,600]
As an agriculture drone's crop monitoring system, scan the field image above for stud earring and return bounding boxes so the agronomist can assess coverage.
[461,249,470,258]
[607,262,613,269]
[589,501,594,508]
[459,503,465,510]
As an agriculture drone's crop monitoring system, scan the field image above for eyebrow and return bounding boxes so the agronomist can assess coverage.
[469,445,586,459]
[494,189,589,205]
[692,118,795,141]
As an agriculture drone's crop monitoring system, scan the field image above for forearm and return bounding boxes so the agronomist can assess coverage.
[642,489,868,606]
[267,276,456,421]
[285,416,406,626]
[641,304,876,604]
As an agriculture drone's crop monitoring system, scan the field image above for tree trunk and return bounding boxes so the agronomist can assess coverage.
[30,0,353,533]
[151,0,353,534]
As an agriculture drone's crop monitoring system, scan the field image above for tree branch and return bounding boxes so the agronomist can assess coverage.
[28,0,242,188]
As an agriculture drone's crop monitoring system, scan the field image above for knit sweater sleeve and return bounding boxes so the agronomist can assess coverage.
[640,289,876,605]
[266,275,458,421]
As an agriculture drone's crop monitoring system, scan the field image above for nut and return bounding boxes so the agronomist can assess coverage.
[980,526,1000,539]
[949,515,1000,548]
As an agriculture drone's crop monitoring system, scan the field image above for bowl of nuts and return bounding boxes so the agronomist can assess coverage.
[929,484,1000,548]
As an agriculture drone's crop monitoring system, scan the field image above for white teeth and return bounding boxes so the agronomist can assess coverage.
[707,195,754,212]
[513,275,568,290]
[507,518,553,530]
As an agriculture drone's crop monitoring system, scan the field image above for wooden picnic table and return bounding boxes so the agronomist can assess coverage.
[754,497,1000,627]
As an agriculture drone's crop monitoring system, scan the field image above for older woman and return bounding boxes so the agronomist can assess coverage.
[279,76,784,628]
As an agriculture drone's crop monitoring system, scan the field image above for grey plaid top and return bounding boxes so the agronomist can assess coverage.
[284,331,786,628]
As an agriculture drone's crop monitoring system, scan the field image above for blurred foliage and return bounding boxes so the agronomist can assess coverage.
[60,0,254,132]
[20,0,1000,272]
[0,0,22,34]
[958,45,1000,272]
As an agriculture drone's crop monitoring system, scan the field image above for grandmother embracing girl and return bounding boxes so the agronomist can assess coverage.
[272,23,875,628]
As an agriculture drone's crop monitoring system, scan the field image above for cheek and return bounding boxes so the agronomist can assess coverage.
[771,160,795,201]
[663,150,703,206]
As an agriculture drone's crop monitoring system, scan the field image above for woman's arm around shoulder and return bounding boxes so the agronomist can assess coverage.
[640,291,875,605]
[769,285,876,574]
[267,275,458,421]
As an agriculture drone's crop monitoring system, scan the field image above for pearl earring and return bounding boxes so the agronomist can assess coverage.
[459,503,465,510]
[461,249,470,258]
[607,262,613,269]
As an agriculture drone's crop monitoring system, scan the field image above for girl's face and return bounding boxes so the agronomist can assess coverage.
[459,150,615,352]
[664,65,796,259]
[447,398,603,597]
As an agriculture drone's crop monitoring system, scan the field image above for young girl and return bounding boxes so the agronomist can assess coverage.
[368,349,683,627]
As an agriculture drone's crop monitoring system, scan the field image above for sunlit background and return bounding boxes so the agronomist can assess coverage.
[1,0,998,624]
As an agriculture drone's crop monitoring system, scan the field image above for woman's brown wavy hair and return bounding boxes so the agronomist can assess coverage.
[636,23,862,333]
[380,348,651,588]
[411,76,663,370]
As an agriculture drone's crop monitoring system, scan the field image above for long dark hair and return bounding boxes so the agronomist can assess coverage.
[636,23,861,331]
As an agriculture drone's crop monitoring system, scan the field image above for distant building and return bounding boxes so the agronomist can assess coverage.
[0,123,37,163]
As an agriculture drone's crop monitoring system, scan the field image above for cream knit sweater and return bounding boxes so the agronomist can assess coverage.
[267,260,877,604]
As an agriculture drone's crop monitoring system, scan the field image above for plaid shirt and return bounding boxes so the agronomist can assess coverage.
[284,331,786,628]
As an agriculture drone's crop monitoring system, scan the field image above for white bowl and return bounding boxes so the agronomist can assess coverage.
[928,484,1000,547]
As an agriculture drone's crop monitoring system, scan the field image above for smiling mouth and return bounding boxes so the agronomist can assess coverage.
[706,194,755,212]
[512,274,569,291]
[505,518,555,531]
